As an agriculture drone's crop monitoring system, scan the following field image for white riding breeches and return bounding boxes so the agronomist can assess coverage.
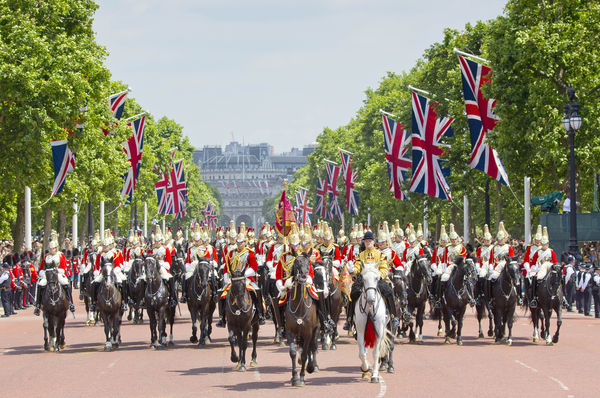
[38,269,69,287]
[123,260,133,273]
[533,261,553,280]
[431,262,446,276]
[93,267,127,283]
[441,264,456,282]
[185,260,217,280]
[489,261,506,281]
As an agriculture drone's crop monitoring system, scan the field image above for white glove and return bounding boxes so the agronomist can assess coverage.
[266,261,273,270]
[332,260,341,269]
[276,279,284,292]
[211,260,217,269]
[307,276,313,285]
[284,278,293,289]
[244,268,255,278]
[531,264,539,273]
[223,273,231,285]
[39,270,46,278]
[346,260,354,273]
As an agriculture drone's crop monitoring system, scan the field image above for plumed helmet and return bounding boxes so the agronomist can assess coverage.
[176,227,184,239]
[128,229,135,244]
[417,223,424,239]
[405,223,414,238]
[449,223,459,240]
[337,228,347,244]
[91,231,100,247]
[201,226,210,242]
[439,225,449,243]
[483,224,492,241]
[165,227,173,242]
[193,224,202,241]
[48,231,59,249]
[102,229,114,246]
[496,221,508,241]
[154,226,164,244]
[377,222,389,243]
[236,222,247,243]
[288,223,300,245]
[323,224,333,241]
[541,226,549,245]
[228,220,237,239]
[302,223,313,245]
[534,225,543,243]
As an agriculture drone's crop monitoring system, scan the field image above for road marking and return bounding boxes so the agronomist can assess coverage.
[108,359,118,368]
[548,376,569,391]
[253,366,261,381]
[377,378,387,398]
[515,360,538,372]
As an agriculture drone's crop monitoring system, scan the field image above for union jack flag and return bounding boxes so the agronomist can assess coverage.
[409,92,453,201]
[49,140,76,199]
[325,162,342,221]
[458,55,509,186]
[120,116,146,204]
[382,114,411,200]
[315,168,328,219]
[295,187,313,225]
[166,160,188,219]
[154,167,171,215]
[339,151,359,215]
[103,91,128,135]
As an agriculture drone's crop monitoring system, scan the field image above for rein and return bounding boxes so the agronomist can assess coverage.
[287,281,312,323]
[227,277,252,315]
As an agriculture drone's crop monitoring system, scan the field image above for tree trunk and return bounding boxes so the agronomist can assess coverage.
[57,207,66,250]
[12,192,25,253]
[435,213,441,243]
[43,207,52,252]
[496,181,503,226]
[113,202,119,238]
[484,180,491,227]
[451,205,458,227]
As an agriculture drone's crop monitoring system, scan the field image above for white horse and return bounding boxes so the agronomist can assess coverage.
[354,267,392,383]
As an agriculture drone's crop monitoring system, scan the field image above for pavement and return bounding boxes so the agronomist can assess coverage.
[1,295,599,398]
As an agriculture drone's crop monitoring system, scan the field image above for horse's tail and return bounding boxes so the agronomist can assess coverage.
[377,328,394,358]
[364,317,377,348]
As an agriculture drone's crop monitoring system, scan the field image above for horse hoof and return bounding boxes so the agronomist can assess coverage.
[113,343,119,349]
[487,330,494,337]
[279,341,286,347]
[506,339,512,346]
[44,343,50,351]
[533,338,539,343]
[370,376,380,383]
[297,358,302,366]
[127,314,132,321]
[274,336,280,344]
[362,370,372,379]
[331,344,337,350]
[417,339,424,345]
[546,340,553,346]
[59,344,66,350]
[380,363,387,371]
[250,360,257,367]
[387,366,395,374]
[478,332,484,339]
[321,343,329,351]
[552,336,559,344]
[232,356,239,364]
[437,330,444,337]
[444,337,451,344]
[190,336,198,344]
[313,365,320,373]
[155,345,164,350]
[237,365,246,372]
[414,336,420,342]
[291,378,304,387]
[457,339,463,346]
[168,341,174,347]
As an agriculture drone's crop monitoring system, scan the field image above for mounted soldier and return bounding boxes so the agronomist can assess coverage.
[145,226,178,308]
[401,224,424,274]
[430,224,449,302]
[522,225,543,279]
[435,223,467,308]
[375,222,401,328]
[488,222,515,305]
[219,222,265,326]
[89,230,127,313]
[391,220,407,259]
[34,232,75,316]
[416,223,428,249]
[180,225,218,303]
[528,227,558,308]
[317,223,342,285]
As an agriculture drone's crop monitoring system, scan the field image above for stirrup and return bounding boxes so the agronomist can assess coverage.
[258,316,266,325]
[179,296,187,303]
[530,299,538,309]
[434,300,442,309]
[343,321,350,331]
[33,307,41,316]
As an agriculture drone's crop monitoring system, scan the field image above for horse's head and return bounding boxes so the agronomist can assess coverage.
[415,256,432,285]
[144,256,159,282]
[422,245,433,261]
[102,262,115,287]
[292,254,310,284]
[195,257,211,287]
[505,257,521,284]
[361,267,380,305]
[45,268,59,285]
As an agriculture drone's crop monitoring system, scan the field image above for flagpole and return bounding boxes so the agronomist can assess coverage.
[72,197,78,248]
[123,112,146,122]
[324,159,339,165]
[337,147,354,155]
[408,85,452,103]
[524,177,531,245]
[24,186,31,250]
[144,201,148,238]
[100,201,105,241]
[463,195,470,244]
[104,88,132,99]
[452,48,489,63]
[379,109,398,118]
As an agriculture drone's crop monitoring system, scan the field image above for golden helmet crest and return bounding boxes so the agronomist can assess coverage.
[377,222,388,242]
[337,228,347,244]
[496,221,508,241]
[449,223,459,240]
[48,231,59,249]
[153,225,164,244]
[228,220,237,239]
[103,229,114,246]
[302,223,313,245]
[439,224,449,242]
[91,231,100,247]
[405,223,414,238]
[288,223,300,245]
[165,227,173,242]
[534,225,543,242]
[541,226,549,245]
[483,224,492,241]
[417,223,424,239]
[236,222,247,243]
[128,229,135,244]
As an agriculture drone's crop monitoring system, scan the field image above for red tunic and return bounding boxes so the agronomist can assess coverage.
[489,245,515,269]
[185,246,217,263]
[29,264,38,283]
[11,266,24,284]
[94,249,124,272]
[530,249,558,266]
[39,253,68,273]
[224,248,258,282]
[401,247,424,264]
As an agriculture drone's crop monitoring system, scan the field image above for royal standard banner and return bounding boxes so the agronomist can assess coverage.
[275,188,296,237]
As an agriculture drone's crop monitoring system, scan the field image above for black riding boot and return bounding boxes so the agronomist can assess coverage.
[488,279,495,306]
[530,276,538,308]
[216,298,226,327]
[252,291,266,325]
[435,280,445,308]
[180,278,188,303]
[168,278,178,308]
[63,284,75,312]
[89,282,99,312]
[118,283,128,312]
[33,284,43,316]
[315,297,332,333]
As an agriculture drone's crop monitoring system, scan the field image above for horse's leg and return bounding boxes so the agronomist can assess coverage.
[190,306,199,344]
[168,308,175,346]
[356,320,371,378]
[310,330,319,372]
[371,339,382,383]
[493,304,502,343]
[158,307,167,347]
[552,301,562,344]
[42,313,49,351]
[298,337,308,386]
[442,305,452,344]
[238,329,248,372]
[476,303,484,338]
[544,307,553,345]
[102,312,113,351]
[288,332,299,386]
[149,311,158,348]
[387,332,395,373]
[531,308,539,343]
[113,314,121,348]
[58,313,66,349]
[506,304,515,346]
[456,306,466,346]
[416,303,424,343]
[250,321,259,367]
[487,302,494,337]
[228,328,239,364]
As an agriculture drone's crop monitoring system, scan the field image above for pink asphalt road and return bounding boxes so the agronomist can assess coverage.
[1,296,598,398]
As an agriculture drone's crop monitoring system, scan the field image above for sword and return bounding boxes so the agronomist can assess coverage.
[177,302,182,316]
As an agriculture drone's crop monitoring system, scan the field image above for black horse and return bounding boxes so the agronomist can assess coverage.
[126,257,145,324]
[225,268,259,371]
[528,263,563,345]
[406,256,432,343]
[491,258,520,345]
[144,256,176,349]
[475,273,494,339]
[382,267,410,373]
[187,257,215,346]
[442,257,477,346]
[96,261,123,352]
[41,269,69,352]
[285,254,319,387]
[80,250,98,326]
[259,262,284,345]
[313,258,342,350]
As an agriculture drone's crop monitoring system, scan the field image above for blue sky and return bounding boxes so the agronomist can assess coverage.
[94,0,507,152]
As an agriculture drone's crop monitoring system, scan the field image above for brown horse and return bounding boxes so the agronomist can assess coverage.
[96,261,123,352]
[41,268,69,352]
[225,269,259,371]
[187,257,215,346]
[285,254,319,387]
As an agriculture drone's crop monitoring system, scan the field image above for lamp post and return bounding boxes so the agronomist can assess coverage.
[562,87,582,254]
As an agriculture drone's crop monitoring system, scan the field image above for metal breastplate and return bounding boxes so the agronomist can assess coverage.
[536,249,552,264]
[494,245,509,262]
[45,254,61,269]
[480,246,491,263]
